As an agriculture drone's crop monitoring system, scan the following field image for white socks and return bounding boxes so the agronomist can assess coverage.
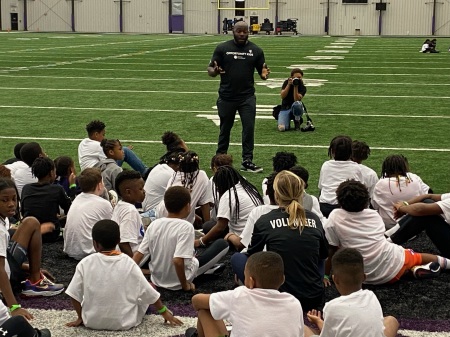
[437,256,450,270]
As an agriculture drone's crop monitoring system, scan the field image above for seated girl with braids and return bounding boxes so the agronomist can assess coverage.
[195,166,263,248]
[156,151,213,226]
[94,138,124,192]
[372,154,424,230]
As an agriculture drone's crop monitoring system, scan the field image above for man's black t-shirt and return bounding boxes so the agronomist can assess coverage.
[281,79,307,109]
[209,40,265,101]
[247,208,328,301]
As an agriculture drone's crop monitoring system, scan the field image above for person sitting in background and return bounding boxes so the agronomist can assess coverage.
[78,120,148,176]
[2,143,26,166]
[351,140,378,199]
[54,156,78,200]
[10,142,45,198]
[21,157,71,240]
[305,248,399,337]
[95,138,124,192]
[65,219,182,330]
[420,39,431,53]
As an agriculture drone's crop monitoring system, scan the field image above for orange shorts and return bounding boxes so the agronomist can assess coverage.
[389,249,423,283]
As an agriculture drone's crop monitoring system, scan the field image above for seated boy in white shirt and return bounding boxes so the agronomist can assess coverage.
[186,251,304,337]
[324,180,450,285]
[112,170,146,257]
[134,186,228,291]
[304,248,399,337]
[63,168,113,260]
[65,219,182,330]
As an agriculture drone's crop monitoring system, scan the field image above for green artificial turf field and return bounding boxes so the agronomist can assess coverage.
[0,32,449,195]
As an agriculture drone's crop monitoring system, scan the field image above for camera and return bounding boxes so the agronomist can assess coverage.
[292,77,302,86]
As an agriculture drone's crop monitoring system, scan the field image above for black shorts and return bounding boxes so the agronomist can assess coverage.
[6,241,28,287]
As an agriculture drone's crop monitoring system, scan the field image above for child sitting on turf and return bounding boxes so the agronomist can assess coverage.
[95,138,124,192]
[351,140,378,199]
[0,177,64,303]
[64,168,113,260]
[54,156,78,200]
[186,251,304,337]
[318,135,363,218]
[21,157,71,239]
[112,170,145,257]
[134,186,228,291]
[304,248,399,337]
[324,180,450,284]
[156,151,213,225]
[66,219,182,330]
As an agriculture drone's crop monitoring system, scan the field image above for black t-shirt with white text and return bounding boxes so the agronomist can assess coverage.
[247,208,328,301]
[209,40,265,101]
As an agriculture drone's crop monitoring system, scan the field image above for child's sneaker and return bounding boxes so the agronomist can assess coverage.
[411,262,441,279]
[185,327,198,337]
[22,275,64,297]
[300,121,315,132]
[241,160,263,173]
[204,263,226,275]
[35,328,51,337]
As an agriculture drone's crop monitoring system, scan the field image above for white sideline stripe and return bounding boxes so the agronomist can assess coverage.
[0,135,448,152]
[1,87,450,99]
[3,105,450,119]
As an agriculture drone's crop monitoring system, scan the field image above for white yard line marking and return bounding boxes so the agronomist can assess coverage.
[316,50,350,53]
[0,135,448,152]
[2,105,450,119]
[1,87,450,99]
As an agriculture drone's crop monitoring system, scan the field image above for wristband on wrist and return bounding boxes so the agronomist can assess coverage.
[402,201,409,206]
[157,305,168,314]
[69,184,77,189]
[323,275,330,281]
[9,304,21,313]
[199,237,206,247]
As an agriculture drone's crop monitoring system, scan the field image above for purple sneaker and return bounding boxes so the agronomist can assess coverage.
[22,275,64,297]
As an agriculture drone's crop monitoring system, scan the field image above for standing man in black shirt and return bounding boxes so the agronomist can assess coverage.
[207,21,270,173]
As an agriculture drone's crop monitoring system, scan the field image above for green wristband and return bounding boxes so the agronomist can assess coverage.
[157,305,168,314]
[324,275,330,281]
[69,184,77,189]
[9,304,21,313]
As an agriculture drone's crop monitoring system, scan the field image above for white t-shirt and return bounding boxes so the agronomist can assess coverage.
[437,193,450,224]
[63,193,113,260]
[359,164,379,198]
[324,208,404,284]
[112,201,145,254]
[318,160,363,204]
[0,217,11,278]
[13,167,37,198]
[0,301,10,326]
[66,253,160,330]
[217,183,259,235]
[142,164,174,211]
[138,217,198,290]
[156,170,213,224]
[372,177,423,226]
[78,138,106,171]
[210,286,304,337]
[407,172,430,194]
[240,204,278,251]
[5,161,28,177]
[320,290,385,337]
[421,43,429,52]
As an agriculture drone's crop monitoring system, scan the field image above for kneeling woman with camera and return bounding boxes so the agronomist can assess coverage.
[278,68,314,132]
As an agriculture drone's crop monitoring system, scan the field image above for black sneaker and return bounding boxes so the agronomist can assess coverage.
[35,329,51,337]
[185,327,198,337]
[241,160,263,173]
[301,121,315,132]
[412,262,441,279]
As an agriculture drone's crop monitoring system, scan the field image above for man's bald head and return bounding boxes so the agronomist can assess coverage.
[233,21,249,31]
